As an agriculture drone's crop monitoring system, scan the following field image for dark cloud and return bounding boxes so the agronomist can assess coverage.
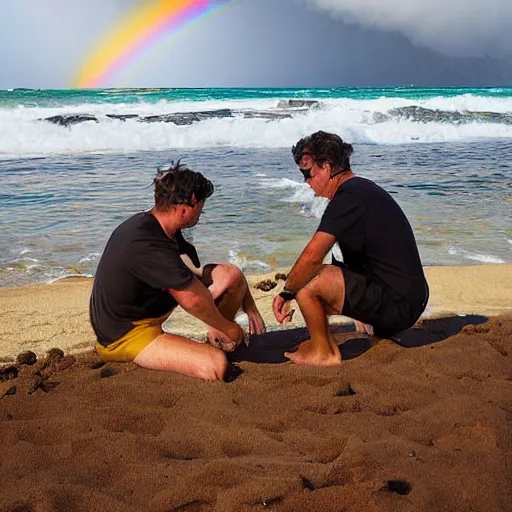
[304,0,512,58]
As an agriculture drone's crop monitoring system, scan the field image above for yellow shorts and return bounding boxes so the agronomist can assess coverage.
[95,312,170,362]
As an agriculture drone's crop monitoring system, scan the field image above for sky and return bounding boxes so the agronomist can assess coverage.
[1,0,512,89]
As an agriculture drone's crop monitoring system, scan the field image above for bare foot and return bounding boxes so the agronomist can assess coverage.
[284,339,342,367]
[354,320,374,336]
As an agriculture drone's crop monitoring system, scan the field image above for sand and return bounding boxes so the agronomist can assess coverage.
[1,264,511,511]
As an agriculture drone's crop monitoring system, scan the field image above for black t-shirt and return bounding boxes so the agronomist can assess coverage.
[318,176,427,302]
[90,212,194,346]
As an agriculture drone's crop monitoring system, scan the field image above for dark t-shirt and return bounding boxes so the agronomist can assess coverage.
[90,212,194,346]
[317,176,427,303]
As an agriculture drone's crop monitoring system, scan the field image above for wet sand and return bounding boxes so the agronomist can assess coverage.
[1,264,511,511]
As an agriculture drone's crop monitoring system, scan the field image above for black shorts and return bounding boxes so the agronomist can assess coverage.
[335,263,429,338]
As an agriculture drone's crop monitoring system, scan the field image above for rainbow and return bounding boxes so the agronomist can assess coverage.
[74,0,238,88]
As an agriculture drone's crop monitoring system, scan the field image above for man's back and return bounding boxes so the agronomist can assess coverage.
[90,212,192,345]
[319,176,427,303]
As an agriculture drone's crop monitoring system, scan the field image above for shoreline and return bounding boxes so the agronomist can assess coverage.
[0,263,511,362]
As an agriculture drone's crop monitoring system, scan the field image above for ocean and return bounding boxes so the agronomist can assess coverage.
[0,87,511,288]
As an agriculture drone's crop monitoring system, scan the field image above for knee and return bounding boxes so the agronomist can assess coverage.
[296,267,336,304]
[197,349,228,381]
[218,263,245,288]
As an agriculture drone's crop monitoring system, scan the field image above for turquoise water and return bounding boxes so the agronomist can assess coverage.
[2,86,512,108]
[0,87,511,287]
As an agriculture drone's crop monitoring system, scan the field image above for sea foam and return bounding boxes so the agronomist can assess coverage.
[3,93,512,156]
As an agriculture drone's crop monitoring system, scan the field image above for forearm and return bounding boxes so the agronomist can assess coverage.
[282,231,336,294]
[283,256,323,294]
[170,278,232,333]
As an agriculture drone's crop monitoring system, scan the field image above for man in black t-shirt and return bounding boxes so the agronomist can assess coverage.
[90,161,265,381]
[272,131,429,366]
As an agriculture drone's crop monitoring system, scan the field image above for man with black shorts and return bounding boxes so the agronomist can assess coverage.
[90,161,265,380]
[272,131,429,366]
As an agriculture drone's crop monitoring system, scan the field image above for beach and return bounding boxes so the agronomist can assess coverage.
[1,264,511,511]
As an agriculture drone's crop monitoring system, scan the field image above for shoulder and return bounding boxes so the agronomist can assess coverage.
[114,212,178,252]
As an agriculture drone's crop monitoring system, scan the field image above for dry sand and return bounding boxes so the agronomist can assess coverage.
[1,264,511,511]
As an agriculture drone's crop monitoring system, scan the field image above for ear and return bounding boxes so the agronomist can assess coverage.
[191,192,197,205]
[323,161,333,176]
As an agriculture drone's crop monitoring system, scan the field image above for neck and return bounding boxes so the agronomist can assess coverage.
[327,170,355,200]
[150,207,180,238]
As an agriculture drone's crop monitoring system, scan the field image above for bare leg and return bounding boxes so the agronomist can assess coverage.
[285,266,344,366]
[133,332,228,381]
[207,264,265,337]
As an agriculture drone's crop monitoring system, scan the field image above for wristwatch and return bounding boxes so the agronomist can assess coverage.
[279,289,296,301]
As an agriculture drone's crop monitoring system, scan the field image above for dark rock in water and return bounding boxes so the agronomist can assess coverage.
[17,351,37,366]
[388,106,512,125]
[41,106,306,128]
[44,114,98,126]
[142,113,202,125]
[276,99,320,109]
[254,279,277,292]
[106,114,140,121]
[141,108,234,125]
[241,111,293,120]
[275,273,287,281]
[0,366,18,382]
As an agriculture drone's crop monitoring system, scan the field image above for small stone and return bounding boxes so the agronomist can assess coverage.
[255,279,277,292]
[40,380,60,393]
[54,356,75,371]
[409,450,416,457]
[0,366,18,382]
[275,273,287,281]
[100,367,117,378]
[28,376,43,395]
[47,348,64,359]
[300,476,316,491]
[386,480,412,495]
[17,351,37,366]
[6,386,17,396]
[335,383,356,396]
[223,364,244,383]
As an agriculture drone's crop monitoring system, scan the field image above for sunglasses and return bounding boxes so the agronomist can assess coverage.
[296,151,314,181]
[299,166,312,181]
[292,148,312,164]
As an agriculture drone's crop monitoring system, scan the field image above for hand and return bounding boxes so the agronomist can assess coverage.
[207,322,246,352]
[247,311,266,336]
[272,294,295,324]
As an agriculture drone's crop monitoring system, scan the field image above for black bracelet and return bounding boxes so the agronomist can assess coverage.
[279,290,296,301]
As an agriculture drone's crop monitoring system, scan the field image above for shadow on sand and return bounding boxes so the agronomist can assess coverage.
[228,314,488,364]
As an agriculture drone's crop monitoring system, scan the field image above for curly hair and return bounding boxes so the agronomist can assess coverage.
[292,131,354,177]
[153,160,214,211]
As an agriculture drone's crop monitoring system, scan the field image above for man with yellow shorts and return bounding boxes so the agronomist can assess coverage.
[89,162,265,381]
